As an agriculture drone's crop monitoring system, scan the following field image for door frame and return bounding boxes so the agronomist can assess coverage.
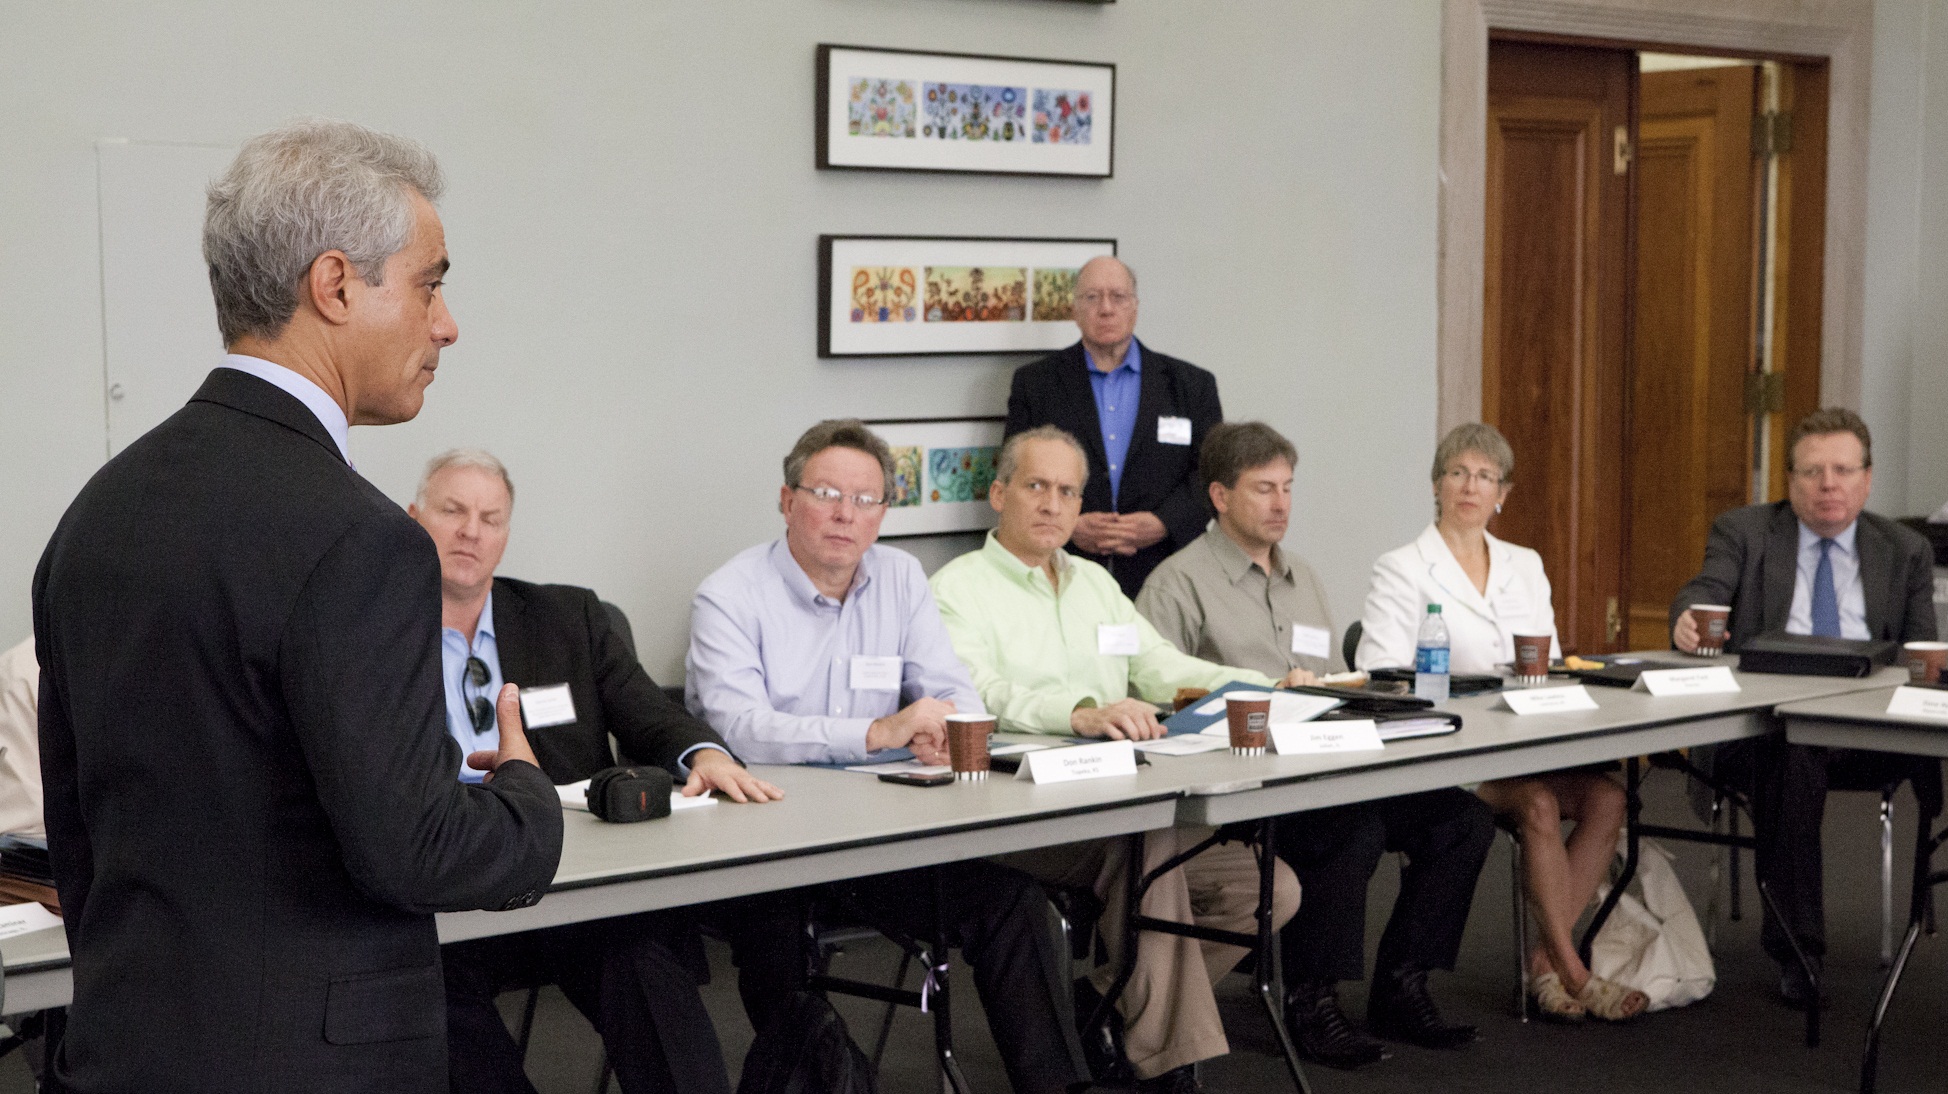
[1438,0,1870,430]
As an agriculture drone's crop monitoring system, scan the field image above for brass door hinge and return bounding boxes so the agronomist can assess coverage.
[1752,111,1793,157]
[1606,597,1623,644]
[1744,371,1786,415]
[1614,126,1632,175]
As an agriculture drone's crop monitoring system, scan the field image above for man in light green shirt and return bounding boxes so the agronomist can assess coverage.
[932,425,1302,1094]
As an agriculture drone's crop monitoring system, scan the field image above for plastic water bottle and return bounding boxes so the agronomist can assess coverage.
[1414,604,1451,703]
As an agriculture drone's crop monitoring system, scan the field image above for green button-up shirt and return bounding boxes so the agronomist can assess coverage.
[931,531,1276,734]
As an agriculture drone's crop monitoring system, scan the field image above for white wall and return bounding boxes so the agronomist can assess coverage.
[1863,0,1927,518]
[1908,0,1948,518]
[0,1,1442,678]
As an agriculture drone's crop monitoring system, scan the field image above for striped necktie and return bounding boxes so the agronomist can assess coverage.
[1810,537,1841,638]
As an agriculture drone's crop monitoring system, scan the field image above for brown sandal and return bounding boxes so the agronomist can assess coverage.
[1532,972,1586,1022]
[1577,976,1649,1021]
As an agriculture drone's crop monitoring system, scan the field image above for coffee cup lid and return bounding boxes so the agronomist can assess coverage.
[945,712,995,723]
[1691,604,1731,612]
[1903,641,1948,651]
[1226,691,1273,702]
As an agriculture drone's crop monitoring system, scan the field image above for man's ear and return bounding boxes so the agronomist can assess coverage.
[1208,481,1228,517]
[989,477,1006,513]
[306,250,356,326]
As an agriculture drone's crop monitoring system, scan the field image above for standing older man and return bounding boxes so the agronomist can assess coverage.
[410,449,777,1094]
[687,420,1089,1094]
[1670,407,1939,1008]
[1137,422,1491,1067]
[930,426,1303,1094]
[1005,256,1223,597]
[33,121,561,1093]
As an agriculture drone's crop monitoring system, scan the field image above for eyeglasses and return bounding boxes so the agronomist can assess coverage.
[1790,463,1866,483]
[1077,290,1136,309]
[463,656,494,735]
[1442,467,1505,489]
[793,485,887,510]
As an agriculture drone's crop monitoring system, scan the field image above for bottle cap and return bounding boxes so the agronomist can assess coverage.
[1427,604,1442,614]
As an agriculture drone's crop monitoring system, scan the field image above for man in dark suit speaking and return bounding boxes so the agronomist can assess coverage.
[1669,407,1938,1008]
[32,120,563,1093]
[412,448,779,1094]
[1005,256,1224,598]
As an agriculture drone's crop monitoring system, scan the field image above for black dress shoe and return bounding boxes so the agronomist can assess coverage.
[1133,1065,1202,1094]
[1778,956,1828,1011]
[1367,967,1479,1049]
[1073,979,1136,1088]
[1284,979,1388,1070]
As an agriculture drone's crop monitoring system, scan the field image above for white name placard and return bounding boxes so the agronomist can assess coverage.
[1271,719,1385,755]
[0,901,60,942]
[1634,666,1741,697]
[519,683,578,728]
[1500,685,1600,715]
[1014,740,1139,784]
[1887,686,1948,721]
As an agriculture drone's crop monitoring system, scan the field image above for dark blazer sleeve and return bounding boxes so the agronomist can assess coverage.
[578,590,729,771]
[282,515,561,914]
[1669,508,1748,638]
[1151,363,1224,548]
[1004,364,1037,439]
[1895,525,1940,643]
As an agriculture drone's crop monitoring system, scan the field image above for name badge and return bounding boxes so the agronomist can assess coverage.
[1633,666,1740,697]
[1157,416,1193,446]
[1493,592,1531,620]
[1291,624,1332,660]
[849,655,903,691]
[1499,684,1599,715]
[1097,623,1141,656]
[519,683,577,729]
[1887,686,1948,721]
[1014,740,1140,783]
[1272,719,1385,755]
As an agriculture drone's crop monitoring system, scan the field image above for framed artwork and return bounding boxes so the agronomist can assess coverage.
[866,417,1007,537]
[817,44,1116,177]
[819,235,1115,357]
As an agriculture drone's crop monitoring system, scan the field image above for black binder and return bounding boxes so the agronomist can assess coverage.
[1736,632,1899,678]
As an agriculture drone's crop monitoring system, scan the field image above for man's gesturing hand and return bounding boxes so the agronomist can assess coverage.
[1070,698,1167,741]
[467,683,540,782]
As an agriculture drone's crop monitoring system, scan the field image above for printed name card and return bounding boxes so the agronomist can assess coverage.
[1887,686,1948,721]
[1633,666,1741,697]
[1015,740,1139,784]
[0,901,61,942]
[1500,685,1600,716]
[1271,719,1385,755]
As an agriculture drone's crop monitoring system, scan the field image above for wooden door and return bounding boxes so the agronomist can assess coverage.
[1624,64,1759,649]
[1484,40,1632,654]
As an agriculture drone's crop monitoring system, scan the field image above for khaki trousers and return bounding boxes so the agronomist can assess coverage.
[998,826,1300,1079]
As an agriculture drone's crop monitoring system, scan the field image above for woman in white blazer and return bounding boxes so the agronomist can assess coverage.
[1355,423,1645,1023]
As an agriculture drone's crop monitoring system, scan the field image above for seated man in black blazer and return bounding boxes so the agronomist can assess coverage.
[1006,256,1223,598]
[411,448,780,1094]
[1670,407,1939,1008]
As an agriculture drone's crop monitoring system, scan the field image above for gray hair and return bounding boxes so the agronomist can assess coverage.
[783,419,894,501]
[1430,422,1515,484]
[204,118,445,345]
[417,448,514,508]
[998,425,1090,484]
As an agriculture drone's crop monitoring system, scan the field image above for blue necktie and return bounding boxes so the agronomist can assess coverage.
[1811,537,1841,637]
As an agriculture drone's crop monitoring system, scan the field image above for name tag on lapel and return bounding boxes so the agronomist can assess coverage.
[849,655,903,691]
[1157,416,1193,445]
[519,683,577,728]
[1097,623,1141,656]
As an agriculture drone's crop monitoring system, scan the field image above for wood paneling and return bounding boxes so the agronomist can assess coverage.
[1770,61,1828,500]
[1484,39,1632,654]
[1625,64,1757,649]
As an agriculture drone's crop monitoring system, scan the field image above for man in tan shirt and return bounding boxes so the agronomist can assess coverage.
[1137,422,1494,1070]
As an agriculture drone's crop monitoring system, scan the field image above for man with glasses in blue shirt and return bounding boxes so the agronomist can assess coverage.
[687,419,1089,1094]
[1670,407,1939,1008]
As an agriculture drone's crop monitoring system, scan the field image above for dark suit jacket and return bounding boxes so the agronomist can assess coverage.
[1005,341,1223,597]
[1668,500,1938,650]
[32,369,563,1094]
[490,576,727,783]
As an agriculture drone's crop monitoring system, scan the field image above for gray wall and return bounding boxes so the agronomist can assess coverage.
[0,1,1440,679]
[2,1,1938,682]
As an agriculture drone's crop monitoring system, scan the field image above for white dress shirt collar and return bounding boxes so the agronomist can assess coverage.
[218,354,352,465]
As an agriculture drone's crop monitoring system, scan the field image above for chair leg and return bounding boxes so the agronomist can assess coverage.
[870,950,912,1072]
[1509,831,1530,1021]
[1880,790,1896,968]
[1706,796,1726,949]
[1729,807,1744,922]
[516,985,542,1059]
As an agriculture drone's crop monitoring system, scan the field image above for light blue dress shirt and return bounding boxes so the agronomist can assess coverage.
[1086,340,1142,505]
[685,539,984,765]
[218,354,352,465]
[441,593,501,783]
[1787,520,1869,640]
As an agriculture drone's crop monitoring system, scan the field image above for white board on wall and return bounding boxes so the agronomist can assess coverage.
[98,139,234,457]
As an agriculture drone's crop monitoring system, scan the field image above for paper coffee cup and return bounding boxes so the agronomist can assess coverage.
[945,713,995,780]
[1904,642,1948,685]
[1690,605,1731,656]
[1224,692,1272,756]
[1513,634,1551,682]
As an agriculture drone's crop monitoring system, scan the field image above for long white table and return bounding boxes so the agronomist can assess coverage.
[3,658,1907,1020]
